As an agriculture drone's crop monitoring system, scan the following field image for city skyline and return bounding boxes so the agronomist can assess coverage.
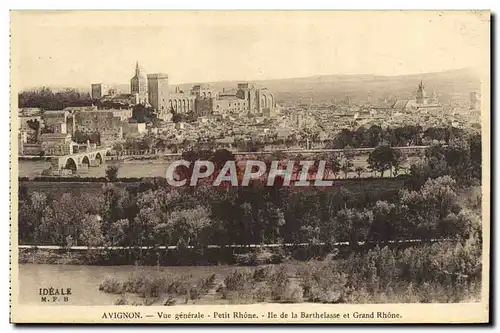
[11,11,489,91]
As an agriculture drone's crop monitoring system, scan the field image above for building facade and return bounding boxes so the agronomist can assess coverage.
[91,83,109,100]
[391,80,443,113]
[255,87,275,113]
[93,63,278,120]
[42,110,70,133]
[111,108,133,122]
[192,84,213,98]
[73,110,124,144]
[39,133,74,156]
[169,87,196,114]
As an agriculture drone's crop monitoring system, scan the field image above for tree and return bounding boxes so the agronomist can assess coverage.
[19,87,93,109]
[105,165,119,182]
[19,192,49,244]
[393,152,406,177]
[325,154,341,179]
[332,208,372,250]
[367,146,399,177]
[400,176,459,241]
[355,166,365,178]
[211,149,235,170]
[154,138,167,151]
[108,219,130,246]
[341,158,354,179]
[113,143,124,156]
[79,214,105,247]
[74,131,100,145]
[167,206,213,247]
[365,125,382,147]
[132,104,154,123]
[469,133,482,182]
[366,201,401,245]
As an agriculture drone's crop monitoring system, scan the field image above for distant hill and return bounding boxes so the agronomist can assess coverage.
[38,68,482,105]
[182,68,481,105]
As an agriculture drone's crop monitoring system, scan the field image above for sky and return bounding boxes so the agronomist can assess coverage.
[11,11,490,91]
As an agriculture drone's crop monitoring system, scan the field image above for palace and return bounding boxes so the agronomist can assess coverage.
[91,61,277,121]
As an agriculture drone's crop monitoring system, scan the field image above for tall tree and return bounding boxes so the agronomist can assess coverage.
[367,146,400,177]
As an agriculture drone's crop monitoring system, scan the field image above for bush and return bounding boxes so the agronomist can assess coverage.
[105,165,119,181]
[265,265,291,301]
[342,246,396,292]
[279,282,304,303]
[99,277,123,294]
[198,273,217,292]
[114,295,128,305]
[167,278,191,297]
[234,248,274,266]
[253,266,274,282]
[297,259,352,303]
[223,268,254,291]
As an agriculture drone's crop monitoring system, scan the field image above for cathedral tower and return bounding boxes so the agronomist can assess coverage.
[130,61,148,104]
[416,80,427,105]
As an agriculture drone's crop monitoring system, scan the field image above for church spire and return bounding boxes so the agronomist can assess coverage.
[135,61,140,77]
[416,80,427,104]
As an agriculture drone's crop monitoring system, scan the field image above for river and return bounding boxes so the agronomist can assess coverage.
[19,156,419,179]
[18,263,238,306]
[19,160,172,178]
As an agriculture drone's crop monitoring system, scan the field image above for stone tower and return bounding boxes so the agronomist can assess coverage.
[130,61,148,104]
[147,73,170,120]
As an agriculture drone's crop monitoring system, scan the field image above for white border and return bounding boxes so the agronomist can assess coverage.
[2,1,498,332]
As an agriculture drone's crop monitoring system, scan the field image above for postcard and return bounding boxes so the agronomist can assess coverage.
[10,10,490,324]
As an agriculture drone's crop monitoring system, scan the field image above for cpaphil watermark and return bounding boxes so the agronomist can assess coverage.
[166,160,336,187]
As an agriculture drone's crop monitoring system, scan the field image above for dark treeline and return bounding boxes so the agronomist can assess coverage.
[19,133,482,252]
[114,126,479,157]
[326,124,471,149]
[19,87,94,110]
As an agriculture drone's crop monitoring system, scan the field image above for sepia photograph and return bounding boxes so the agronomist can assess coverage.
[9,10,490,323]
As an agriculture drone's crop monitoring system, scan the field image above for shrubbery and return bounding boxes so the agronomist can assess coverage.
[100,237,481,305]
[99,270,222,305]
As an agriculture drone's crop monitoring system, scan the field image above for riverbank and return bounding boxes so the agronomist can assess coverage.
[18,238,482,306]
[18,239,444,266]
[17,244,343,266]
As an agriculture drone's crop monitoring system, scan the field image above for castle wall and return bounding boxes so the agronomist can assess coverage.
[74,111,123,144]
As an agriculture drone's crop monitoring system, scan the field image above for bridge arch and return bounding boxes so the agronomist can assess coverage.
[82,156,90,166]
[64,158,77,173]
[95,152,103,165]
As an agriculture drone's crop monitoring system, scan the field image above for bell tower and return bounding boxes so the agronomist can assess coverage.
[416,80,427,105]
[130,61,148,104]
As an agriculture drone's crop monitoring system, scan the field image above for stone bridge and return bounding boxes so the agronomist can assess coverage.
[52,147,111,172]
